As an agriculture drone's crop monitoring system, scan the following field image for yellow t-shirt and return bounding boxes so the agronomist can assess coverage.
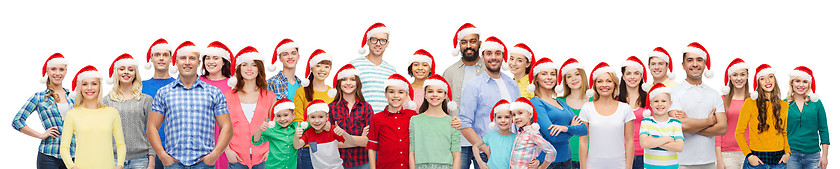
[735,98,790,155]
[515,75,534,99]
[60,106,126,169]
[293,86,334,122]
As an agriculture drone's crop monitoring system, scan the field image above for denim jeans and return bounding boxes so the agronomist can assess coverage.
[163,161,215,169]
[743,158,786,169]
[459,146,488,169]
[546,159,573,169]
[346,162,371,169]
[632,155,644,169]
[117,156,151,169]
[297,147,313,169]
[571,161,580,169]
[787,150,820,169]
[229,162,265,169]
[37,153,68,169]
[155,156,165,169]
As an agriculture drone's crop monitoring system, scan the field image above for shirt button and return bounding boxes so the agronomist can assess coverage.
[399,139,402,142]
[400,152,403,154]
[401,164,404,166]
[397,127,400,130]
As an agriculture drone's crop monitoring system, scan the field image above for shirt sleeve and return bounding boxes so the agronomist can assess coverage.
[624,105,636,123]
[532,131,557,163]
[409,117,417,152]
[112,109,127,166]
[714,94,726,114]
[60,110,76,168]
[735,99,754,155]
[151,89,167,115]
[458,81,478,129]
[816,101,830,145]
[213,91,229,116]
[367,115,380,151]
[781,101,790,154]
[638,118,652,137]
[532,99,572,143]
[11,94,39,131]
[293,89,306,122]
[451,121,462,152]
[579,104,591,123]
[332,126,346,143]
[142,95,156,156]
[672,119,684,140]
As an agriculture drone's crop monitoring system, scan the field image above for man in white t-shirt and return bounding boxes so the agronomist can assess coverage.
[669,42,727,169]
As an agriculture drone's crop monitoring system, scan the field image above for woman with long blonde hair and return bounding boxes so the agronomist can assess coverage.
[103,54,155,169]
[785,66,829,169]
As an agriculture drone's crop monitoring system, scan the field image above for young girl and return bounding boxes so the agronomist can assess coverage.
[200,41,235,168]
[60,65,127,169]
[474,100,516,169]
[786,66,829,169]
[293,99,356,169]
[558,58,590,169]
[406,49,435,109]
[716,58,750,169]
[328,64,373,169]
[639,83,684,169]
[580,62,635,169]
[509,97,557,169]
[736,64,790,169]
[618,56,649,169]
[253,98,299,169]
[410,74,461,169]
[293,49,334,169]
[509,43,535,99]
[102,54,155,169]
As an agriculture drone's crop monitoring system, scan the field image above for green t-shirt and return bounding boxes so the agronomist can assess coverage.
[559,97,592,161]
[409,114,461,165]
[254,121,299,169]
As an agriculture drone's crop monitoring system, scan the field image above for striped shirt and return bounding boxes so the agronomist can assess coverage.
[510,125,556,169]
[639,117,684,169]
[12,89,76,159]
[349,57,396,111]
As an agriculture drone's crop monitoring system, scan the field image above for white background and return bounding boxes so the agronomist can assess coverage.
[2,0,838,167]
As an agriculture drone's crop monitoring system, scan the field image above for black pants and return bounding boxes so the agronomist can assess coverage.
[37,153,69,169]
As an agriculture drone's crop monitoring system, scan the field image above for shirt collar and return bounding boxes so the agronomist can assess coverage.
[482,71,511,83]
[174,77,205,89]
[457,58,484,68]
[43,88,71,95]
[680,79,706,88]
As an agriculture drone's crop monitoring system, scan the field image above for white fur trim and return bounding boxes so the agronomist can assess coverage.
[526,84,536,93]
[169,65,178,74]
[299,122,309,129]
[585,89,595,98]
[648,51,669,63]
[530,123,540,131]
[561,62,583,76]
[276,43,299,55]
[267,65,277,72]
[306,102,330,115]
[721,86,731,95]
[268,122,276,128]
[358,47,367,55]
[667,72,676,80]
[448,102,458,112]
[40,76,48,84]
[756,68,776,78]
[366,27,390,39]
[478,41,503,54]
[407,101,417,110]
[682,46,707,58]
[456,28,479,41]
[591,67,615,81]
[648,87,671,100]
[144,62,153,70]
[113,59,137,70]
[308,53,333,68]
[176,46,201,56]
[809,93,820,102]
[327,89,337,97]
[641,83,653,92]
[727,63,750,76]
[531,62,557,77]
[788,70,812,81]
[451,48,461,57]
[75,71,103,89]
[150,44,172,54]
[274,102,295,112]
[620,60,644,72]
[750,91,758,100]
[46,58,68,69]
[493,103,510,114]
[509,47,532,59]
[385,78,410,91]
[202,47,230,61]
[704,70,715,78]
[488,122,496,129]
[554,86,564,96]
[236,52,264,64]
[408,54,433,66]
[336,68,360,80]
[227,77,237,87]
[423,79,447,91]
[300,78,310,87]
[509,102,533,113]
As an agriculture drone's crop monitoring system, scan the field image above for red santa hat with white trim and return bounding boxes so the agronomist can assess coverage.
[648,47,675,80]
[201,41,233,75]
[268,98,295,128]
[145,38,172,70]
[586,62,618,98]
[270,39,299,72]
[358,23,390,54]
[328,64,361,97]
[300,99,329,129]
[170,41,201,74]
[384,73,417,110]
[40,53,69,84]
[408,49,436,75]
[750,64,776,100]
[423,74,458,112]
[227,46,265,87]
[510,43,536,65]
[621,56,649,91]
[526,57,563,95]
[478,36,509,71]
[681,42,714,78]
[70,65,103,98]
[721,58,749,95]
[488,99,511,129]
[509,97,540,131]
[106,53,137,85]
[642,83,671,116]
[789,66,819,101]
[451,23,480,56]
[558,58,585,97]
[300,49,333,87]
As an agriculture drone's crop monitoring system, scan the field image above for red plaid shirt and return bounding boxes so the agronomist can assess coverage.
[367,108,417,169]
[328,99,373,168]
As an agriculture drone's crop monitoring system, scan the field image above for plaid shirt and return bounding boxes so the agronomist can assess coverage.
[511,125,556,169]
[151,78,229,165]
[367,108,417,169]
[12,89,76,159]
[328,99,373,168]
[266,72,301,100]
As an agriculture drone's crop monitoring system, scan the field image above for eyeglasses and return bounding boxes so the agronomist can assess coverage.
[368,37,389,45]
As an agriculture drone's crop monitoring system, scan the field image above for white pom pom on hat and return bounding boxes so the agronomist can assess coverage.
[451,23,479,57]
[358,23,390,55]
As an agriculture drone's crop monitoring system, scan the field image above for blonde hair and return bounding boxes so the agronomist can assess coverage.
[108,66,143,102]
[593,72,620,101]
[786,77,811,103]
[562,69,588,99]
[73,78,106,109]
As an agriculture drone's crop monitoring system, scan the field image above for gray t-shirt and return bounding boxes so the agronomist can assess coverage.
[463,65,477,89]
[103,93,155,160]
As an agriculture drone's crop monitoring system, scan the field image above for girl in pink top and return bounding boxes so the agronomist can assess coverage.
[200,41,235,168]
[618,56,648,169]
[715,58,750,169]
[405,49,435,110]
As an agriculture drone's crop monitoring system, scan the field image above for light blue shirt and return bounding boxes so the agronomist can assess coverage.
[458,72,520,140]
[482,130,515,169]
[350,57,396,111]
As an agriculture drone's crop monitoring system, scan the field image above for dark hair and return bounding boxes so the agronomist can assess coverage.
[755,75,783,134]
[232,60,267,94]
[618,67,648,108]
[417,87,450,115]
[304,60,333,102]
[201,55,232,78]
[407,64,432,78]
[332,75,366,103]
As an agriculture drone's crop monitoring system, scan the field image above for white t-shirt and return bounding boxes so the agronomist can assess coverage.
[668,80,725,165]
[579,102,635,169]
[241,103,257,123]
[493,78,511,100]
[57,102,71,118]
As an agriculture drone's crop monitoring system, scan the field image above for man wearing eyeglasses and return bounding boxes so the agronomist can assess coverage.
[141,38,177,169]
[351,23,397,112]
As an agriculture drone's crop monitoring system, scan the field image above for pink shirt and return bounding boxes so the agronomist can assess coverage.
[716,96,746,152]
[632,107,648,156]
[224,90,276,167]
[200,76,232,168]
[403,88,424,109]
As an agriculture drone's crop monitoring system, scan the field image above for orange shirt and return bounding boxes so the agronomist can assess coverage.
[734,98,790,155]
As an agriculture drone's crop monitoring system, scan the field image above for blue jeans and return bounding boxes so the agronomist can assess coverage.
[37,153,68,169]
[229,162,265,169]
[632,155,644,169]
[571,161,580,169]
[459,146,488,169]
[787,151,820,169]
[117,156,151,169]
[163,161,215,169]
[546,159,573,169]
[155,156,165,169]
[297,147,313,169]
[743,158,786,169]
[346,162,371,169]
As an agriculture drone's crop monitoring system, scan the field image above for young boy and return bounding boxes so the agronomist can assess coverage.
[253,98,299,169]
[475,99,517,169]
[293,99,356,169]
[639,83,684,169]
[367,74,418,169]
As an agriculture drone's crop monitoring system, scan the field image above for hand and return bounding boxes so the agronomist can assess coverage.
[71,166,79,169]
[716,163,726,169]
[159,153,178,166]
[295,125,304,138]
[706,110,718,125]
[778,153,789,164]
[258,122,269,132]
[40,127,61,139]
[478,145,491,156]
[527,160,539,169]
[225,151,240,163]
[200,152,220,165]
[362,125,370,137]
[819,155,828,169]
[548,125,568,136]
[747,155,763,166]
[571,116,582,126]
[451,116,462,129]
[478,162,489,169]
[334,126,348,136]
[673,110,687,119]
[116,166,123,169]
[260,153,268,163]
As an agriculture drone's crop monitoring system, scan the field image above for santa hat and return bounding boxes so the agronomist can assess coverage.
[106,53,137,85]
[509,97,540,131]
[721,58,749,95]
[681,42,714,78]
[621,56,649,91]
[488,99,511,129]
[642,83,671,116]
[300,99,329,129]
[40,53,69,84]
[170,41,201,74]
[423,74,458,112]
[145,38,172,70]
[268,98,295,128]
[270,39,299,72]
[328,64,361,97]
[384,73,417,110]
[526,58,563,95]
[511,43,537,80]
[227,46,265,87]
[648,47,675,80]
[586,62,617,98]
[558,58,584,97]
[358,23,390,54]
[301,49,333,87]
[478,36,509,71]
[789,66,819,101]
[750,64,776,100]
[70,65,103,98]
[451,23,480,56]
[408,49,436,75]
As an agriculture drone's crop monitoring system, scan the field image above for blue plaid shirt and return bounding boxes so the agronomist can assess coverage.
[151,78,229,165]
[266,72,301,100]
[12,89,76,159]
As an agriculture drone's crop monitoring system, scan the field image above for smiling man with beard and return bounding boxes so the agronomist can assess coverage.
[442,23,486,169]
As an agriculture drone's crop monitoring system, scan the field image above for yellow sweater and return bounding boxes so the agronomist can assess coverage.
[60,106,126,169]
[514,75,534,99]
[292,87,334,122]
[735,98,790,155]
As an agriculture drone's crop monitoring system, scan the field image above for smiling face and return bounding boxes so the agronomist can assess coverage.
[595,73,618,99]
[339,76,358,95]
[151,50,172,71]
[238,61,260,80]
[682,53,706,80]
[729,69,749,89]
[482,49,505,73]
[564,69,584,90]
[46,64,68,85]
[311,62,332,81]
[459,34,481,60]
[758,73,776,93]
[385,86,408,109]
[536,69,558,91]
[177,52,200,77]
[307,111,329,131]
[512,109,533,128]
[650,93,672,116]
[203,55,225,75]
[424,85,447,107]
[494,110,512,130]
[367,33,389,56]
[409,61,431,79]
[115,65,137,84]
[278,48,299,69]
[275,109,294,128]
[622,66,642,88]
[790,76,811,95]
[79,78,101,101]
[648,57,668,79]
[508,53,530,75]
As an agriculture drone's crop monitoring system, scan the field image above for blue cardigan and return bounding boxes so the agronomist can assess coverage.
[530,97,588,163]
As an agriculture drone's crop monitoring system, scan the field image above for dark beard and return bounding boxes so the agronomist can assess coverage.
[487,64,501,73]
[461,48,478,62]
